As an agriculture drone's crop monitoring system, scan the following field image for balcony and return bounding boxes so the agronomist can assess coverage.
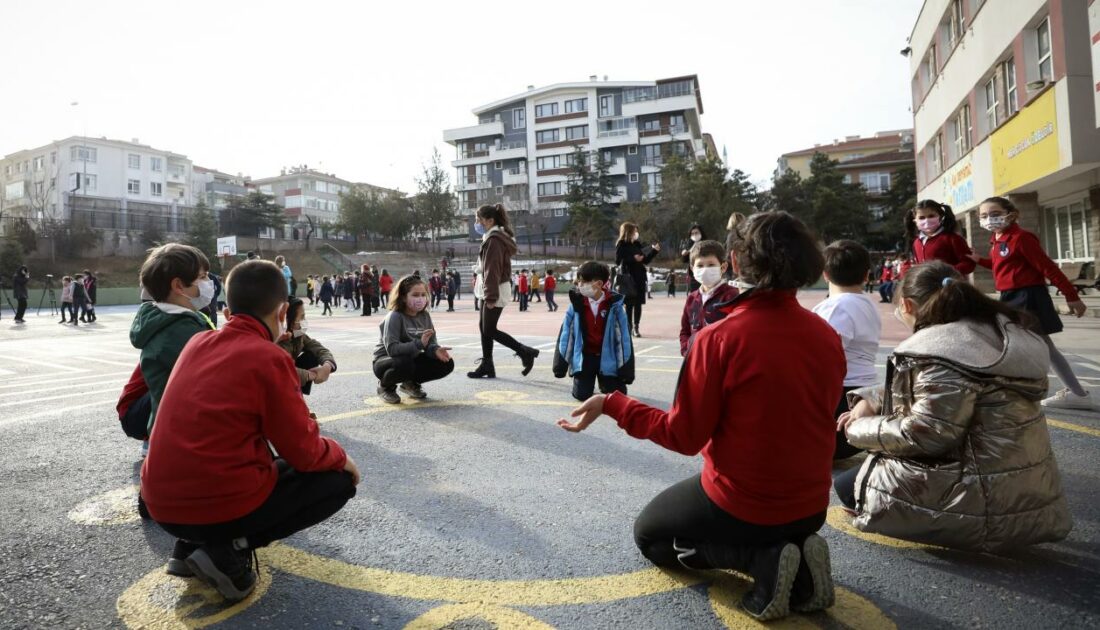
[594,126,638,148]
[608,186,628,203]
[443,120,505,143]
[456,176,493,192]
[607,158,626,176]
[490,140,528,161]
[641,156,665,170]
[502,168,528,186]
[622,92,699,119]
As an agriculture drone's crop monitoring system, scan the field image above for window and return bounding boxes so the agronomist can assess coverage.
[127,179,141,194]
[628,173,639,183]
[565,125,588,141]
[984,76,999,130]
[513,108,526,129]
[537,182,563,197]
[128,154,141,169]
[952,104,972,157]
[1002,59,1018,116]
[3,165,10,176]
[641,119,661,132]
[33,156,43,171]
[1041,201,1093,261]
[83,174,97,191]
[564,98,587,113]
[554,208,565,217]
[644,173,662,197]
[1037,17,1052,82]
[601,150,613,163]
[946,0,964,49]
[924,45,938,83]
[150,157,163,172]
[535,103,559,118]
[536,129,560,144]
[627,145,638,155]
[150,182,163,197]
[669,114,686,133]
[859,172,891,194]
[494,161,503,170]
[643,144,662,167]
[930,134,944,175]
[50,151,56,165]
[599,95,615,117]
[70,146,97,163]
[536,155,564,170]
[495,186,504,195]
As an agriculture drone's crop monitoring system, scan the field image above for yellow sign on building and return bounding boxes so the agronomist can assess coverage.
[991,88,1060,195]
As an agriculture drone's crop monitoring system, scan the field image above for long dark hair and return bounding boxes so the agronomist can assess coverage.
[286,298,305,328]
[477,203,514,237]
[898,261,1033,332]
[904,199,958,253]
[388,275,428,312]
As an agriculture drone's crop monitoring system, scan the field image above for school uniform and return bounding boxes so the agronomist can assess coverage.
[552,289,634,401]
[912,230,975,275]
[678,282,739,356]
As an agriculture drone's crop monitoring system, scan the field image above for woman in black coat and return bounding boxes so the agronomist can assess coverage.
[615,222,660,337]
[679,224,706,292]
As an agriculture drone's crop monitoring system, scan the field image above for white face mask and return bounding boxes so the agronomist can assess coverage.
[293,319,308,338]
[979,215,1009,231]
[189,278,215,310]
[577,283,600,299]
[690,233,702,243]
[693,266,723,288]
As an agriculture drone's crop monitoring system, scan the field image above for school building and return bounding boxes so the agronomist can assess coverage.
[910,0,1100,285]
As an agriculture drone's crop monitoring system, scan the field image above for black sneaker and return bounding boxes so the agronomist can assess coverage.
[167,539,199,577]
[185,543,257,601]
[377,386,401,404]
[399,382,427,399]
[740,542,801,621]
[791,534,835,613]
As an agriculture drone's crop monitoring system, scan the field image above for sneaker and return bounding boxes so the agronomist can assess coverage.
[185,543,257,601]
[167,539,200,577]
[740,542,801,621]
[377,386,401,404]
[399,382,428,400]
[1041,388,1098,411]
[791,534,835,613]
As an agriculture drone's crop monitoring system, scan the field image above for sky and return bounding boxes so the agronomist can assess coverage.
[0,0,923,192]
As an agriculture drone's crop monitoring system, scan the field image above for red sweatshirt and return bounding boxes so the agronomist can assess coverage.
[544,276,557,292]
[977,223,1079,302]
[518,275,529,293]
[141,315,347,524]
[912,231,975,275]
[604,290,845,525]
[117,364,149,420]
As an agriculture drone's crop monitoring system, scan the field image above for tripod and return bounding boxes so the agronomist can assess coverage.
[36,276,58,316]
[0,279,12,321]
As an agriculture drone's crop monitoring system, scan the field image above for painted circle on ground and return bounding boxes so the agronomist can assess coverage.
[826,506,945,551]
[69,484,141,526]
[112,392,895,628]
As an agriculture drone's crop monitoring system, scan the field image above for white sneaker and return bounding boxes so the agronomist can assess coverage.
[1041,388,1098,411]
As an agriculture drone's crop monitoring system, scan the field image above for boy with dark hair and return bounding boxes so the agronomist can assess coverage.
[429,269,444,309]
[71,273,90,326]
[518,269,529,312]
[143,260,359,601]
[553,261,634,401]
[544,269,558,312]
[130,244,216,452]
[679,240,739,356]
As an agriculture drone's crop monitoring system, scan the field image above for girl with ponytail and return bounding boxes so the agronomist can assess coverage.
[904,199,975,276]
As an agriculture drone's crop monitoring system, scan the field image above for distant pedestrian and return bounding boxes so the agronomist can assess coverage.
[12,266,29,324]
[445,271,457,312]
[73,273,90,325]
[60,276,75,324]
[83,269,98,322]
[379,269,393,309]
[544,269,558,312]
[319,275,334,316]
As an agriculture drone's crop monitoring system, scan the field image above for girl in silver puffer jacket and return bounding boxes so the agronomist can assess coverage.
[836,261,1072,552]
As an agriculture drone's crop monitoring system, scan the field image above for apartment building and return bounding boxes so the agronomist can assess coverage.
[910,0,1100,273]
[252,166,354,240]
[443,75,708,243]
[191,166,251,210]
[776,130,914,179]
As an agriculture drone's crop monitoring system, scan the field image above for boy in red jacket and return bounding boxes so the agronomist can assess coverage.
[679,240,739,356]
[142,260,360,601]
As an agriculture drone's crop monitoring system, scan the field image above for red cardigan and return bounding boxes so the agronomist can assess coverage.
[977,223,1079,302]
[141,315,347,524]
[604,290,845,525]
[912,231,975,275]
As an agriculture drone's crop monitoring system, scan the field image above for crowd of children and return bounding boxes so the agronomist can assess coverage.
[112,197,1093,618]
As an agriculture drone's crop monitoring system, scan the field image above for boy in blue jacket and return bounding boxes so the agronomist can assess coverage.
[553,261,634,401]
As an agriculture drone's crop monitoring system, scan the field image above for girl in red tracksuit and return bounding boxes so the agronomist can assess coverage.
[970,196,1094,411]
[557,211,845,622]
[906,200,975,276]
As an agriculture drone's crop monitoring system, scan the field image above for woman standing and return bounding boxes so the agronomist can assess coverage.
[615,222,660,337]
[467,203,539,379]
[679,224,706,292]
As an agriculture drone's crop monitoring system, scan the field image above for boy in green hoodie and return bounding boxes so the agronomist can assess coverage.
[130,243,216,458]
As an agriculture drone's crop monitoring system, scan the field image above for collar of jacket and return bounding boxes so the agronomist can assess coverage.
[225,312,275,342]
[895,314,1049,379]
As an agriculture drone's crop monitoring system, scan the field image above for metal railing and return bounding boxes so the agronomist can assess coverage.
[494,140,527,151]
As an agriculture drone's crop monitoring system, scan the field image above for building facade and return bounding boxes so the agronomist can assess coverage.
[776,130,914,179]
[836,148,917,220]
[910,0,1100,275]
[191,166,251,210]
[443,75,708,243]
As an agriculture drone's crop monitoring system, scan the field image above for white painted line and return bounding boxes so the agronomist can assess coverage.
[635,346,662,356]
[0,377,127,399]
[2,356,85,373]
[0,370,131,389]
[534,342,557,350]
[78,356,140,368]
[0,390,107,408]
[0,398,116,427]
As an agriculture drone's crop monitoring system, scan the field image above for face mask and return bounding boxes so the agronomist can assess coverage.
[577,283,600,299]
[690,234,702,243]
[916,217,941,233]
[693,266,723,288]
[292,320,308,338]
[188,278,215,310]
[980,215,1009,231]
[474,222,487,236]
[408,296,429,312]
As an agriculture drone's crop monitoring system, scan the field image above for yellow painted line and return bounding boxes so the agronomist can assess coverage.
[116,561,273,629]
[68,485,140,526]
[826,506,945,551]
[1047,417,1100,438]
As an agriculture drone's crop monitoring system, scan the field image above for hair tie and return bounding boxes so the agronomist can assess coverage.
[941,277,954,287]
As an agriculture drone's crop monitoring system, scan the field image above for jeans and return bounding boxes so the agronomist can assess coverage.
[373,353,455,389]
[634,474,826,569]
[479,305,525,360]
[878,281,894,303]
[545,290,557,311]
[446,293,455,311]
[571,352,627,401]
[362,296,373,316]
[155,461,356,549]
[519,292,529,312]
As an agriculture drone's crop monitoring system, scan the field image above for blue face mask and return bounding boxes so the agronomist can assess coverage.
[474,222,487,236]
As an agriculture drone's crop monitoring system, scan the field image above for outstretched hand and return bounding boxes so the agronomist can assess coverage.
[435,347,453,362]
[557,395,606,433]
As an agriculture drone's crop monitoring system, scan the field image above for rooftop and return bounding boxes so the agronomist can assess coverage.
[781,130,914,158]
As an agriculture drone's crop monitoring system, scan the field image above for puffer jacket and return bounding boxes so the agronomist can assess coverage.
[552,289,634,383]
[845,315,1072,552]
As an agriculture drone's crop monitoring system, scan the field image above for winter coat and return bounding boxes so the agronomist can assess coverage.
[342,278,355,299]
[318,281,334,303]
[84,276,98,304]
[553,289,634,383]
[679,283,740,356]
[61,282,74,303]
[129,302,214,432]
[615,240,658,305]
[475,227,517,306]
[71,280,89,304]
[846,315,1072,552]
[12,272,28,300]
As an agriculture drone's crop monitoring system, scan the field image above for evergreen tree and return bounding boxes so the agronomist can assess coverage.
[186,200,218,262]
[222,191,285,237]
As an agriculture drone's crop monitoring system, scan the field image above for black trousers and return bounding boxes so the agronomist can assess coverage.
[121,392,152,440]
[545,290,557,311]
[834,466,861,509]
[373,354,455,389]
[634,474,825,569]
[156,461,356,549]
[834,386,863,459]
[362,296,373,316]
[380,292,388,308]
[295,350,321,396]
[479,305,524,360]
[446,293,455,311]
[15,298,27,321]
[625,301,643,332]
[571,353,627,401]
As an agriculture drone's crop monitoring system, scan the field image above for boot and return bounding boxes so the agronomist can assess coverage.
[790,534,835,613]
[466,358,496,379]
[699,541,801,622]
[518,346,540,376]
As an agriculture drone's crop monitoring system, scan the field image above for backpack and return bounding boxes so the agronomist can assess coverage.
[612,264,637,300]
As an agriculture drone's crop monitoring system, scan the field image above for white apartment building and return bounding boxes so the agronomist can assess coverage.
[252,167,400,241]
[910,0,1100,275]
[191,166,252,210]
[443,75,709,242]
[0,136,194,232]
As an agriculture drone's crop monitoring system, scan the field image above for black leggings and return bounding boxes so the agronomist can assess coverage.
[834,466,861,510]
[373,354,455,389]
[634,474,825,569]
[479,305,525,360]
[625,301,642,332]
[156,461,356,549]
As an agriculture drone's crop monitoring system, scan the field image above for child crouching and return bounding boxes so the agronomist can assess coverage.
[553,261,634,401]
[372,275,455,404]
